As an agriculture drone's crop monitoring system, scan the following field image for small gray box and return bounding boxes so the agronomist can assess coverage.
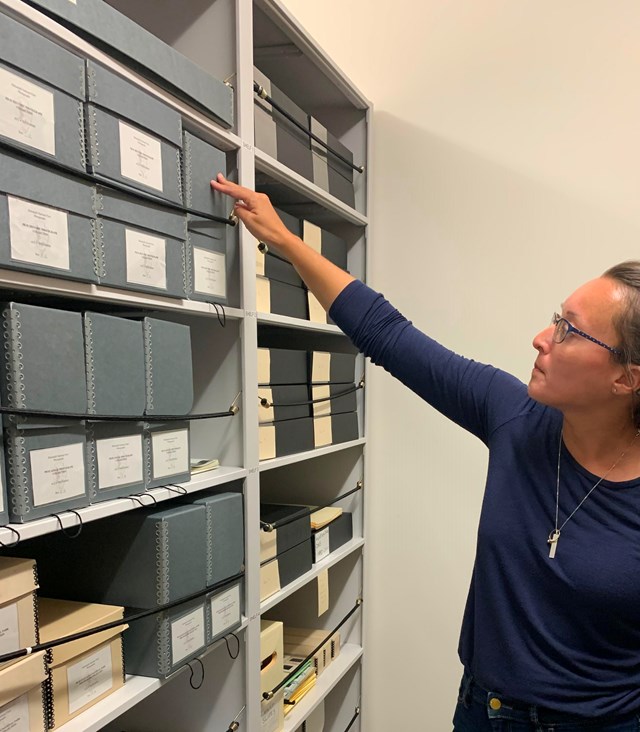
[0,302,87,414]
[206,579,243,645]
[143,421,191,489]
[257,276,308,320]
[85,61,183,204]
[86,421,145,503]
[24,0,233,128]
[182,132,227,219]
[0,148,97,283]
[185,217,229,306]
[5,417,89,523]
[188,490,244,587]
[83,312,146,416]
[143,319,193,415]
[94,186,187,299]
[309,351,356,385]
[254,67,313,180]
[0,12,85,171]
[258,385,311,423]
[257,347,308,386]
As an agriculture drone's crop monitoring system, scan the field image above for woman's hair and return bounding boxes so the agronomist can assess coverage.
[603,261,640,426]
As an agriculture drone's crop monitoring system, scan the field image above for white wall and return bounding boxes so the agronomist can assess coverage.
[280,2,640,728]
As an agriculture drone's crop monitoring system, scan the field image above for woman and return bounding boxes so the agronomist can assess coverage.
[212,175,640,731]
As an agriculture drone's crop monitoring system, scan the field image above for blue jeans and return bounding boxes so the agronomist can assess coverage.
[453,671,640,732]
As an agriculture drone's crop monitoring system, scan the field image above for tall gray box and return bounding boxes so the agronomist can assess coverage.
[0,11,86,171]
[5,417,89,523]
[86,421,145,503]
[0,149,97,283]
[23,0,233,128]
[310,118,356,208]
[143,421,191,489]
[185,217,229,306]
[0,302,87,415]
[85,61,183,204]
[94,187,187,299]
[83,312,146,416]
[143,319,193,415]
[182,131,228,219]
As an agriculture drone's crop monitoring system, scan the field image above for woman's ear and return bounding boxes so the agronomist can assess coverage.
[613,365,640,395]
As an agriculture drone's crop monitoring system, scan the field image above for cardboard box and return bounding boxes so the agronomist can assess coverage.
[85,61,183,204]
[0,149,97,283]
[260,619,284,732]
[0,558,38,671]
[38,598,126,728]
[0,651,47,732]
[94,186,187,299]
[25,0,233,128]
[0,12,85,171]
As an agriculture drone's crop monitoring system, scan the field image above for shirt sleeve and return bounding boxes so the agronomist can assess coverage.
[329,280,533,443]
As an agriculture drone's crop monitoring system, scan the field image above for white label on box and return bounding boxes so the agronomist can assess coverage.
[66,644,113,715]
[171,606,205,665]
[210,585,240,636]
[151,429,189,479]
[193,247,226,298]
[0,603,19,656]
[312,385,331,418]
[312,351,331,383]
[96,434,143,490]
[0,693,30,732]
[8,195,70,271]
[125,228,167,290]
[261,696,280,732]
[118,120,163,192]
[0,66,55,155]
[30,442,85,507]
[314,527,330,562]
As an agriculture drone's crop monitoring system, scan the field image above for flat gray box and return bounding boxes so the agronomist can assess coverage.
[0,148,97,283]
[330,412,359,445]
[185,218,229,305]
[312,384,357,417]
[0,302,87,414]
[94,186,187,299]
[0,11,85,171]
[85,61,183,204]
[257,347,308,386]
[258,385,310,423]
[309,351,356,384]
[187,490,244,587]
[182,131,227,219]
[254,67,313,180]
[143,421,191,489]
[83,312,146,416]
[143,319,193,415]
[86,421,145,503]
[5,417,89,523]
[258,277,308,320]
[270,416,315,458]
[24,0,233,128]
[311,512,353,562]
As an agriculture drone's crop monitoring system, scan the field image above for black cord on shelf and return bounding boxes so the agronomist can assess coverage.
[0,573,244,666]
[259,380,364,410]
[0,403,240,422]
[187,658,205,690]
[253,82,365,175]
[259,480,363,533]
[343,706,361,732]
[262,598,363,700]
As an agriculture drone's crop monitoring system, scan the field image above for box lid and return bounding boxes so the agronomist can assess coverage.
[38,598,126,668]
[0,557,37,606]
[310,506,342,531]
[0,650,46,708]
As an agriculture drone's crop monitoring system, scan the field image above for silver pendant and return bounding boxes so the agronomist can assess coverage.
[548,530,561,559]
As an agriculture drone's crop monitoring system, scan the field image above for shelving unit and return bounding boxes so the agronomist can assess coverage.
[0,0,371,730]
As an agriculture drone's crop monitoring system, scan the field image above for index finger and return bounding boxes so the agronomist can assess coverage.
[210,174,256,203]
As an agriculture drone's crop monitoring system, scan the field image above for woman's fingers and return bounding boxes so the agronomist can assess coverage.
[210,174,255,204]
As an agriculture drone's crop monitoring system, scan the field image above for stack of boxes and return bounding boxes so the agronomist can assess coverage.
[258,347,359,461]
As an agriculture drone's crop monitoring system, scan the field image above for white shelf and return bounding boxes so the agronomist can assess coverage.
[56,618,250,732]
[0,466,247,544]
[259,439,366,472]
[255,149,368,227]
[282,644,363,731]
[257,311,345,333]
[261,537,364,613]
[0,267,245,319]
[0,0,241,152]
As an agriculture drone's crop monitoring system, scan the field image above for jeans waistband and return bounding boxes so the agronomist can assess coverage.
[460,670,639,727]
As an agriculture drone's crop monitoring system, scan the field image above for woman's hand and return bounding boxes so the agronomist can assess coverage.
[211,174,298,256]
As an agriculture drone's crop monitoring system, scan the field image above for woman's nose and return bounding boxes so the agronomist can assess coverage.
[532,324,554,353]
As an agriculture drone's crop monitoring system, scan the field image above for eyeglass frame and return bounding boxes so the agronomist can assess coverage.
[551,313,622,356]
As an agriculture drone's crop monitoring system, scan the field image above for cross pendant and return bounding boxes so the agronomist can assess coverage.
[548,530,561,559]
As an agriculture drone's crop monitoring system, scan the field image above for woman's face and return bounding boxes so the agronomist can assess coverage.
[528,277,626,413]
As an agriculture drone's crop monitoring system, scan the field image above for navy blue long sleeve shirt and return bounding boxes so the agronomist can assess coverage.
[329,279,640,717]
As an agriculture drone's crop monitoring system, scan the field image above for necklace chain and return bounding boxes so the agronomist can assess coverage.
[549,428,640,558]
